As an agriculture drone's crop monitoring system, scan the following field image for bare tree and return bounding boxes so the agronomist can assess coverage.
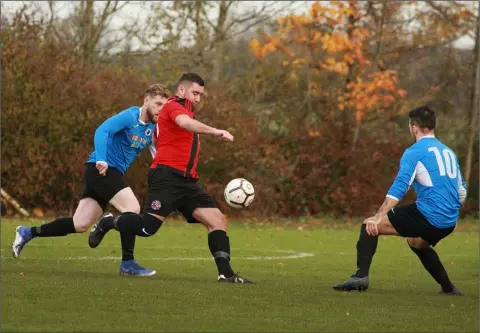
[144,1,299,81]
[464,2,480,190]
[37,1,136,61]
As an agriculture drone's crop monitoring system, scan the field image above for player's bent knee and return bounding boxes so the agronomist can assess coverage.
[114,212,143,232]
[114,212,163,237]
[73,219,93,233]
[377,217,399,236]
[138,213,163,237]
[209,212,228,231]
[407,237,429,249]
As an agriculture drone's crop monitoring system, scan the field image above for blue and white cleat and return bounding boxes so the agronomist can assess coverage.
[12,226,34,258]
[119,260,156,277]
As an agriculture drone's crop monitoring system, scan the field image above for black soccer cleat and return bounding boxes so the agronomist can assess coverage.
[88,212,113,248]
[439,287,463,296]
[218,273,254,284]
[333,275,369,292]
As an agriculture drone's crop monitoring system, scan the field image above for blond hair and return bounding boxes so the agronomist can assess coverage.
[144,84,172,99]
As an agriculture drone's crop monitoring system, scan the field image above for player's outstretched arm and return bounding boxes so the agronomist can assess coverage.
[174,115,234,141]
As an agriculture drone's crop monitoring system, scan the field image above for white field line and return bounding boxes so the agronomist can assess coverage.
[15,252,315,261]
[3,245,475,259]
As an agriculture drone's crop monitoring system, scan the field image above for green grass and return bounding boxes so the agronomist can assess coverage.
[2,218,478,332]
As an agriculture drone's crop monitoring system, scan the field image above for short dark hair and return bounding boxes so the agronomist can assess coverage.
[408,105,436,130]
[177,72,205,87]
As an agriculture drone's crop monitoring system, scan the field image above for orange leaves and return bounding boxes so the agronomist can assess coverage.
[249,0,368,64]
[310,2,322,19]
[321,32,352,53]
[320,59,349,76]
[249,0,408,121]
[343,53,354,65]
[248,40,262,58]
[340,71,407,120]
[249,34,295,59]
[308,129,321,137]
[382,95,395,104]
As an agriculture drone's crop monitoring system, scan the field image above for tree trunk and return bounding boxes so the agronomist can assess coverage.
[463,2,480,190]
[80,0,95,61]
[212,0,229,81]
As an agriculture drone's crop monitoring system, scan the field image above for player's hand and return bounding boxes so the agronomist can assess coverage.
[212,129,234,142]
[96,162,108,176]
[364,216,380,236]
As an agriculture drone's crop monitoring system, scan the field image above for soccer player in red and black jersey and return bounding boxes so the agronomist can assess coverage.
[89,73,253,283]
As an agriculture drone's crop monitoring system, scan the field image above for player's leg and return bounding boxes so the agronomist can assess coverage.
[109,187,141,213]
[355,215,398,277]
[87,163,143,248]
[333,210,400,291]
[180,185,253,283]
[12,164,106,258]
[88,187,141,248]
[79,164,155,276]
[333,202,452,292]
[98,167,175,276]
[407,234,461,295]
[86,184,158,276]
[108,211,163,276]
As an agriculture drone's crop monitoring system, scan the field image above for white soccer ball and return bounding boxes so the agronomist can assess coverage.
[224,178,255,209]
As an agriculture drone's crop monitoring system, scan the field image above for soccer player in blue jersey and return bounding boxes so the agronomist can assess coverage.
[333,106,467,295]
[12,84,171,276]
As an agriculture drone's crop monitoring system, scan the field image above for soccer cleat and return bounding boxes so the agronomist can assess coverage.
[218,273,254,284]
[12,226,34,258]
[439,287,463,296]
[88,212,113,248]
[119,260,156,277]
[333,275,369,292]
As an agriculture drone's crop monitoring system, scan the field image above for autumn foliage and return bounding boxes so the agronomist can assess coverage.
[250,1,406,122]
[1,2,478,218]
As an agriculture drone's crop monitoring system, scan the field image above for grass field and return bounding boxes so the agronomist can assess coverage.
[2,218,478,332]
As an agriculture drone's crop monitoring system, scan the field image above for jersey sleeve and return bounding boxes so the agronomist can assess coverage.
[457,161,467,204]
[94,110,135,164]
[386,149,417,201]
[167,105,191,122]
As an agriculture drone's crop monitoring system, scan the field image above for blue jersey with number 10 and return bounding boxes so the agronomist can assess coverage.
[387,136,466,228]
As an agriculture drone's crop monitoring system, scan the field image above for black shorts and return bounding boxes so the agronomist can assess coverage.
[387,203,455,247]
[80,163,128,210]
[143,165,217,223]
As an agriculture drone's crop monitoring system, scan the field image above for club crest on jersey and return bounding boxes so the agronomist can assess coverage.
[145,128,152,136]
[151,200,161,210]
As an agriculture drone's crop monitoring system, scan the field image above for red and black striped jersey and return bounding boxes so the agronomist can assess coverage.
[151,96,200,178]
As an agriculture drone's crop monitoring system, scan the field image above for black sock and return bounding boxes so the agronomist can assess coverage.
[409,245,454,293]
[30,217,76,237]
[354,224,379,278]
[114,213,141,262]
[208,230,235,277]
[120,232,135,262]
[113,213,162,262]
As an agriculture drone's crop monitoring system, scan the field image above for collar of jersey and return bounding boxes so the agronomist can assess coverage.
[171,96,195,112]
[418,135,435,141]
[138,107,148,125]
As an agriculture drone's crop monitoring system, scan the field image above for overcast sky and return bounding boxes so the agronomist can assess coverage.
[1,1,475,50]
